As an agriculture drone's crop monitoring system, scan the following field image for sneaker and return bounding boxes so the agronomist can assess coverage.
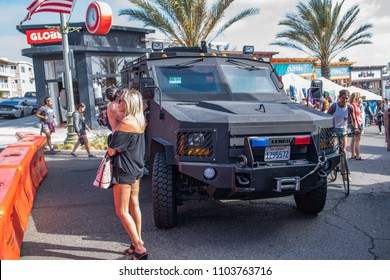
[71,152,77,157]
[88,154,97,158]
[379,132,384,135]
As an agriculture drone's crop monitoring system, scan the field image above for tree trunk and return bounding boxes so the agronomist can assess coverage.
[321,62,331,80]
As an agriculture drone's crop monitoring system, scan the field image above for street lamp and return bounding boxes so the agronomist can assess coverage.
[59,14,78,144]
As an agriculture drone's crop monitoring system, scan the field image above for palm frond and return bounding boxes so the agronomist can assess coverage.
[270,0,373,78]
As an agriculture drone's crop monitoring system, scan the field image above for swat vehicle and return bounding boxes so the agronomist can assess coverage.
[121,42,339,229]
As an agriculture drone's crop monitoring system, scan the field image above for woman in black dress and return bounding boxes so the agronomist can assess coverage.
[107,89,148,260]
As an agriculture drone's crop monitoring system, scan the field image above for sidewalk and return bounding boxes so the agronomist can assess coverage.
[0,116,108,155]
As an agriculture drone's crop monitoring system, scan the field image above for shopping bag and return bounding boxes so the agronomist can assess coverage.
[93,154,112,189]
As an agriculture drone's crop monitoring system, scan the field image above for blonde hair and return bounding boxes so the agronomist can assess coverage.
[349,92,360,103]
[121,88,146,131]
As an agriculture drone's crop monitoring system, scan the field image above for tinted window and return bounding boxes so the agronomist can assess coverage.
[155,66,224,93]
[220,65,279,94]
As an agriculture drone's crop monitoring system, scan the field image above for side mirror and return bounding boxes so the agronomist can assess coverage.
[310,79,323,99]
[139,78,155,100]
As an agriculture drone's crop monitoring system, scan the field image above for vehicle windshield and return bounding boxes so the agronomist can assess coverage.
[154,65,224,94]
[220,65,280,94]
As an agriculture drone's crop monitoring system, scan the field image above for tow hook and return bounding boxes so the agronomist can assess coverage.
[237,175,250,186]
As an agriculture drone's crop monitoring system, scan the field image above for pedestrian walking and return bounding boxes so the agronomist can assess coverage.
[35,96,56,153]
[359,97,366,133]
[71,103,96,158]
[349,92,363,160]
[107,89,148,260]
[376,101,385,135]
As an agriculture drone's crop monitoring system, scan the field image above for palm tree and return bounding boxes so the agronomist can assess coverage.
[119,0,260,47]
[339,56,349,62]
[271,0,373,79]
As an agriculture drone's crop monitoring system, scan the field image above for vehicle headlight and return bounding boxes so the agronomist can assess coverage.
[188,133,206,147]
[177,131,214,157]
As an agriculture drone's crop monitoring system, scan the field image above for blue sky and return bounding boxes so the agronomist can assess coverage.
[1,0,389,66]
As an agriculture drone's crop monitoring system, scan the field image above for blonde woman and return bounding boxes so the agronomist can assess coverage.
[107,89,148,260]
[349,92,363,160]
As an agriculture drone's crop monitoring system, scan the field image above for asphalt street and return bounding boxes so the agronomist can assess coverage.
[7,122,387,260]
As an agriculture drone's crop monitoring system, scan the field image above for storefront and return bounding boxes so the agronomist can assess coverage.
[18,22,154,128]
[272,58,353,86]
[350,66,386,98]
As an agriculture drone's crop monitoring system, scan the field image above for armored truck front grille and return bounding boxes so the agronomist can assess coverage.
[176,130,215,161]
[319,127,336,154]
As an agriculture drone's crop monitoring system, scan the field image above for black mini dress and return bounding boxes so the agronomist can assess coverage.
[108,131,145,185]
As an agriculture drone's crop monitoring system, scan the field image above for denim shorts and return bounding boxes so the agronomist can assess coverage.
[334,127,347,138]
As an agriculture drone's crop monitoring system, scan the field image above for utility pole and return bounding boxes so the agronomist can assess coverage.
[60,13,77,144]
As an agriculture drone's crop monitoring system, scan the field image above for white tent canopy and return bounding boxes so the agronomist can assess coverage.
[318,77,345,102]
[347,86,382,101]
[282,73,311,101]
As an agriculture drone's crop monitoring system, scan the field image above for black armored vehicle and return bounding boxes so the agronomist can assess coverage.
[121,43,339,229]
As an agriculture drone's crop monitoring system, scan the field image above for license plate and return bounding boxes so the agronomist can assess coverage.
[265,146,291,161]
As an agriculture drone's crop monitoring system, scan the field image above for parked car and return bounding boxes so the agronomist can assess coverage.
[13,91,38,114]
[0,99,34,118]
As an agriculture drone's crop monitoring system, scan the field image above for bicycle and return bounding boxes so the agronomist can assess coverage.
[327,134,350,196]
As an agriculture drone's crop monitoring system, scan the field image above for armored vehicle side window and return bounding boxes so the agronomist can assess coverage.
[220,65,279,94]
[154,66,224,93]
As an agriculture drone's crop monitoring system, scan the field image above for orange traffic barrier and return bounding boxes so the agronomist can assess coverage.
[15,131,40,141]
[8,136,48,190]
[0,168,24,260]
[0,134,48,259]
[0,147,35,229]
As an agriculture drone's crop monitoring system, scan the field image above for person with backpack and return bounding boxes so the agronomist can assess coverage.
[327,90,358,182]
[71,103,96,158]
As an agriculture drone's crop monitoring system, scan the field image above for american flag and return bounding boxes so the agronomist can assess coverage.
[19,0,75,27]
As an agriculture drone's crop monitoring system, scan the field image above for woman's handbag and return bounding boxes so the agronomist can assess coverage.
[93,154,112,189]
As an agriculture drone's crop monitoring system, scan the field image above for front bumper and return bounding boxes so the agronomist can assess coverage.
[178,152,339,200]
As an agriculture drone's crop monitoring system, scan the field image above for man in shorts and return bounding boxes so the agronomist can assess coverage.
[35,96,56,152]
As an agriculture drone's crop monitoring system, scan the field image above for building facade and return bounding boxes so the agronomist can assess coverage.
[0,58,35,98]
[350,65,386,97]
[18,22,154,126]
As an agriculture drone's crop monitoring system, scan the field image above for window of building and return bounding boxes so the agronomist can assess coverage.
[21,66,26,73]
[44,60,65,80]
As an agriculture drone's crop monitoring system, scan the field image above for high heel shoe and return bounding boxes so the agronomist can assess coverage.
[131,251,148,260]
[122,244,135,255]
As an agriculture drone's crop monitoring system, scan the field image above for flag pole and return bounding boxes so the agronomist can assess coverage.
[60,13,77,144]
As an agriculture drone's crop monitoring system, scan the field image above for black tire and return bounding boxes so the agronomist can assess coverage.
[294,182,327,214]
[340,152,350,196]
[152,152,177,229]
[31,108,37,115]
